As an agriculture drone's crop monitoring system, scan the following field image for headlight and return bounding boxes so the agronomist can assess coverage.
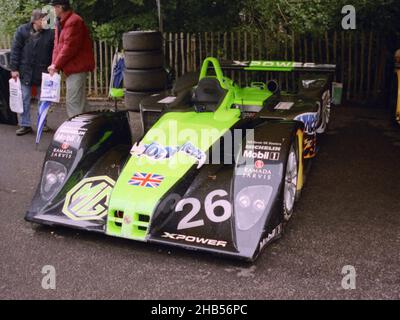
[238,195,251,208]
[254,199,266,211]
[41,161,68,201]
[235,186,273,231]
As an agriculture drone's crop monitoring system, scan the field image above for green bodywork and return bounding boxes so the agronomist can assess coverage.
[105,57,288,241]
[247,61,296,72]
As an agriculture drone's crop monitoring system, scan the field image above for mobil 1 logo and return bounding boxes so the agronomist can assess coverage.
[242,140,282,162]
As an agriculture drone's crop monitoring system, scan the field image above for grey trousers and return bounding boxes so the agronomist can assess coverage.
[65,72,88,118]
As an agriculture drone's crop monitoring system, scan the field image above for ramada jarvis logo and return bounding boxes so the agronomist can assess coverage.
[51,146,73,159]
[243,140,282,162]
[255,160,264,169]
[243,161,272,181]
[61,142,70,150]
[62,176,115,221]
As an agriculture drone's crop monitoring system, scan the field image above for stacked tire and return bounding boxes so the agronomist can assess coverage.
[123,31,167,111]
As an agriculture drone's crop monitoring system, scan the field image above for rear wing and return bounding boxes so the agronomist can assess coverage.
[219,60,336,73]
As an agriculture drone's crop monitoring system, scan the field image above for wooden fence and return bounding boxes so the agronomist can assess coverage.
[164,31,399,102]
[1,31,399,103]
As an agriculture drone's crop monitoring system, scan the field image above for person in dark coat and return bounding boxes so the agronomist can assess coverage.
[10,10,54,136]
[48,0,95,118]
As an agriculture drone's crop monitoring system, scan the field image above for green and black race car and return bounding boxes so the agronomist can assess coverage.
[26,57,335,261]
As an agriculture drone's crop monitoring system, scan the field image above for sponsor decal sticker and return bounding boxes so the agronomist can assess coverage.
[243,140,282,161]
[62,176,115,221]
[243,167,272,181]
[50,147,73,159]
[128,173,165,188]
[250,61,294,68]
[61,142,70,150]
[55,126,87,145]
[131,141,206,169]
[255,160,265,169]
[161,232,228,248]
[241,157,273,181]
[259,224,283,250]
[303,136,317,159]
[294,112,318,135]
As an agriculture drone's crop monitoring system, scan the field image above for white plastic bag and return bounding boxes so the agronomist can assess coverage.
[40,72,61,103]
[9,78,24,114]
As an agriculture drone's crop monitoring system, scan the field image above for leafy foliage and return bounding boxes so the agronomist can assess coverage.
[0,0,41,35]
[0,0,398,42]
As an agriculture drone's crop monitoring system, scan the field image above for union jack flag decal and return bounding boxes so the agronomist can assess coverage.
[128,173,165,188]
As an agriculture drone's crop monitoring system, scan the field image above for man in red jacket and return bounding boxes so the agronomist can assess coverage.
[48,0,95,118]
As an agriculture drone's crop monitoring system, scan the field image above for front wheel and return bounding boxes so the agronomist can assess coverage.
[283,144,299,222]
[316,90,331,134]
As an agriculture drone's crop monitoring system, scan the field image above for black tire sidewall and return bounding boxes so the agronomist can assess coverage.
[124,69,167,92]
[123,31,163,51]
[283,138,300,222]
[125,51,164,69]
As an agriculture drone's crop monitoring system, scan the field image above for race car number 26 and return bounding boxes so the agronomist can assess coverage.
[176,190,232,230]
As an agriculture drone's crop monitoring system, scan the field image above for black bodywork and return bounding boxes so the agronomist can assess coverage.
[26,61,335,261]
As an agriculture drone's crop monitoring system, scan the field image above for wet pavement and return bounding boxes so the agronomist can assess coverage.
[0,103,399,300]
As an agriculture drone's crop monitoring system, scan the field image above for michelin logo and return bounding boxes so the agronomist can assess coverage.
[131,142,207,169]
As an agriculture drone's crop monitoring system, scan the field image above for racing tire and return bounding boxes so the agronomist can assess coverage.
[124,68,167,92]
[316,90,331,134]
[125,90,159,112]
[123,31,163,51]
[124,50,164,69]
[283,142,300,222]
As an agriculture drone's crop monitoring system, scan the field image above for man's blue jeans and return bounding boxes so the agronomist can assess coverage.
[19,84,41,128]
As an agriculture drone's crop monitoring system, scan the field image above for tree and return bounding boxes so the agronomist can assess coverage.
[0,0,41,35]
[0,0,398,43]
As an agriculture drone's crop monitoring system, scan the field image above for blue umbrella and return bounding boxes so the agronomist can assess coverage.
[113,57,125,89]
[36,100,51,145]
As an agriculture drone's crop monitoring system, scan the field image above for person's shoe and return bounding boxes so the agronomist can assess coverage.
[42,125,51,133]
[16,127,33,136]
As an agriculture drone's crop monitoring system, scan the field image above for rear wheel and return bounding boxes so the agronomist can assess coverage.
[283,144,299,222]
[316,90,331,134]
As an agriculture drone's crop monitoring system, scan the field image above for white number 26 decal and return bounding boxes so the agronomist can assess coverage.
[176,190,232,231]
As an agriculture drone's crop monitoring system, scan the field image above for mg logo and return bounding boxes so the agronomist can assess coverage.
[62,176,115,221]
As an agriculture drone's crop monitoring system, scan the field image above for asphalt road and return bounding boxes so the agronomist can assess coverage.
[0,103,399,300]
